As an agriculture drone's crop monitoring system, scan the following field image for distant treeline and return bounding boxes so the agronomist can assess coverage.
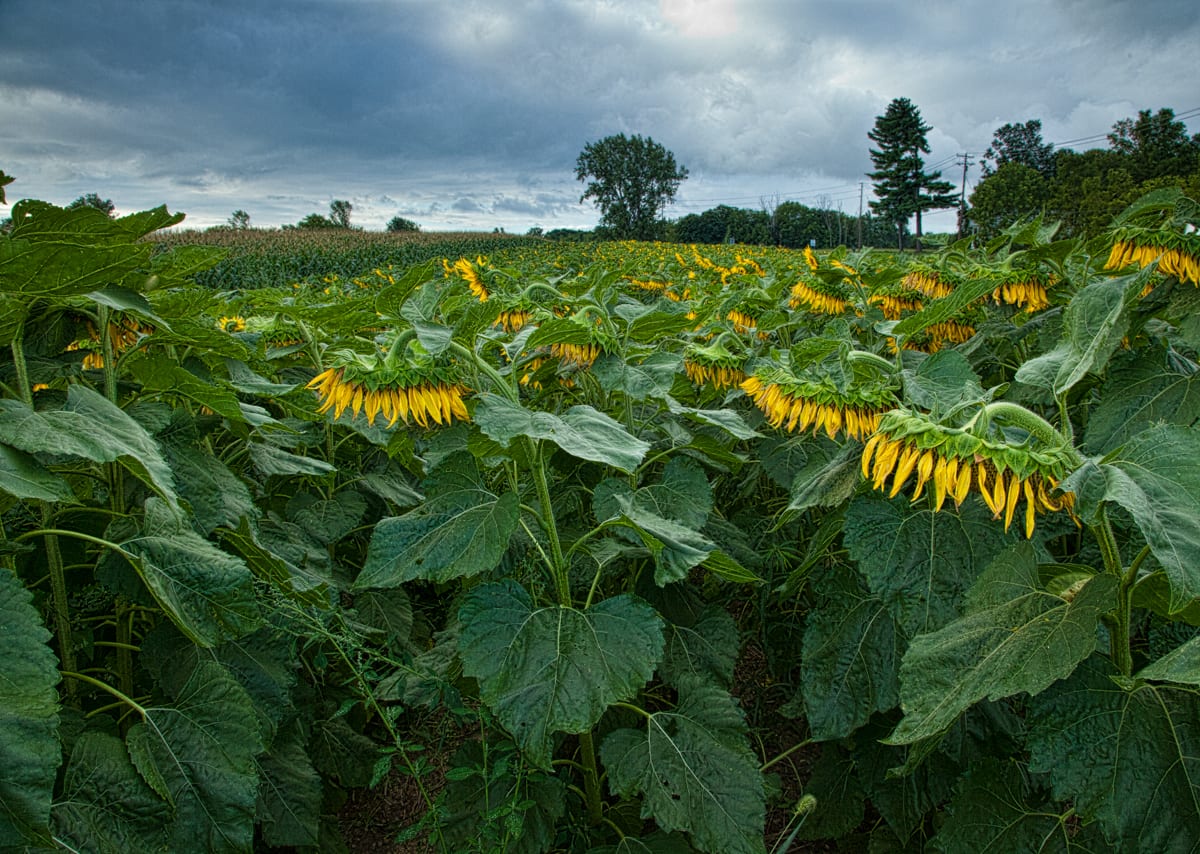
[671,202,899,249]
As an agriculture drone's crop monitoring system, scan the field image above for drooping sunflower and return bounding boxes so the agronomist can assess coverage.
[741,363,896,441]
[860,406,1077,538]
[867,281,924,320]
[902,265,957,299]
[988,270,1054,311]
[683,337,746,390]
[545,310,617,369]
[790,274,852,315]
[495,305,534,333]
[69,317,152,369]
[1105,227,1200,287]
[306,350,471,428]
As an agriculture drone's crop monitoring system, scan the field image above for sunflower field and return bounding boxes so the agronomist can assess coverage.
[3,177,1200,853]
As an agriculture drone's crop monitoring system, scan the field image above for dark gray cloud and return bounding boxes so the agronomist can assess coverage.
[1,0,1195,233]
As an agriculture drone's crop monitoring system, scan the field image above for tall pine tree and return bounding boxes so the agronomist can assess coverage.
[867,98,956,250]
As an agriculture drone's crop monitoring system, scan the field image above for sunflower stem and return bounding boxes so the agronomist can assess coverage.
[980,401,1078,457]
[530,440,569,605]
[382,327,418,367]
[42,504,78,703]
[60,671,147,718]
[10,324,33,406]
[1092,510,1133,676]
[845,349,898,377]
[579,729,604,826]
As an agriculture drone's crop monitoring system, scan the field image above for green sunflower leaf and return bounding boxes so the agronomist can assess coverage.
[51,731,170,854]
[474,393,649,473]
[888,544,1115,744]
[1028,655,1200,851]
[1096,424,1200,609]
[0,565,61,848]
[1082,352,1200,454]
[0,385,178,509]
[592,351,681,400]
[843,494,1017,636]
[1014,270,1147,395]
[801,565,903,741]
[126,659,264,854]
[0,444,75,503]
[120,498,262,647]
[255,720,322,849]
[356,456,518,588]
[601,677,765,854]
[458,580,663,768]
[928,758,1077,853]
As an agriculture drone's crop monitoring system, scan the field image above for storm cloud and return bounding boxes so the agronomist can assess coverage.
[2,0,1196,232]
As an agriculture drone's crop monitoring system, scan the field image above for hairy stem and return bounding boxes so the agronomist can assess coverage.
[578,730,604,826]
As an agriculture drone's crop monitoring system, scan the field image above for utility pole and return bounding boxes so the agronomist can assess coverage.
[857,182,864,249]
[955,153,973,239]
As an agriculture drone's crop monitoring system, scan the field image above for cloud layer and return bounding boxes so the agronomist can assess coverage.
[2,0,1196,232]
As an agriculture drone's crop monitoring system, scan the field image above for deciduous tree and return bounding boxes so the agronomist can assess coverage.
[981,119,1056,178]
[575,133,688,240]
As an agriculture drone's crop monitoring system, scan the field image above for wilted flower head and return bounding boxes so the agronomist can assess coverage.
[741,362,895,441]
[684,337,746,389]
[860,406,1077,538]
[1105,227,1200,287]
[306,349,470,428]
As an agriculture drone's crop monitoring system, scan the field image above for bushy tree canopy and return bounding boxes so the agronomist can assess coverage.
[386,215,420,233]
[576,133,688,240]
[982,120,1056,178]
[67,193,116,217]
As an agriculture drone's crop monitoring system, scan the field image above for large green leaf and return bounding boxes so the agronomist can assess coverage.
[0,566,61,847]
[0,236,150,299]
[474,393,650,473]
[801,566,903,741]
[1028,655,1200,851]
[288,489,367,546]
[458,580,663,767]
[1138,634,1200,686]
[843,494,1017,636]
[0,385,177,507]
[124,351,246,423]
[601,678,765,854]
[356,457,518,588]
[1014,271,1146,395]
[892,273,998,337]
[607,494,722,585]
[665,399,760,440]
[164,444,257,535]
[255,720,321,849]
[888,544,1115,744]
[651,457,714,528]
[929,759,1075,853]
[126,659,264,854]
[51,731,170,854]
[900,350,986,415]
[0,444,74,502]
[1083,354,1200,454]
[1097,424,1200,609]
[121,498,262,647]
[660,604,740,689]
[592,351,681,400]
[246,440,335,478]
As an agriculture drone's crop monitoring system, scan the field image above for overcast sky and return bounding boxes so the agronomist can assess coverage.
[2,0,1197,234]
